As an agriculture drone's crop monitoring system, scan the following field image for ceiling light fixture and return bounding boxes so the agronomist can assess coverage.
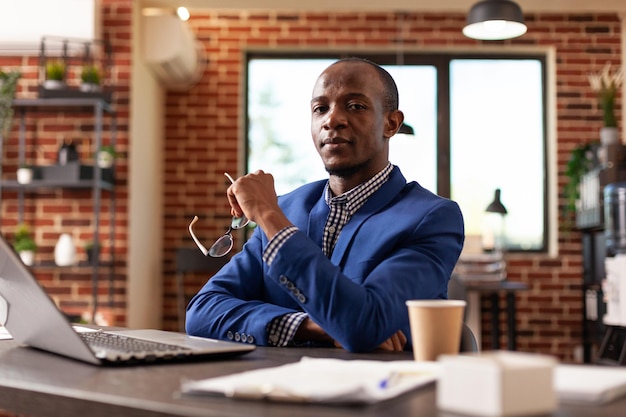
[176,6,190,21]
[463,0,527,41]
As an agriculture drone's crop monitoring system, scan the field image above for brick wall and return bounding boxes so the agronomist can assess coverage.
[0,5,621,363]
[0,0,131,324]
[162,10,621,363]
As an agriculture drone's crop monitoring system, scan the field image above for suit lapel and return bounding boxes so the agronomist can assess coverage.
[330,167,407,265]
[307,192,330,250]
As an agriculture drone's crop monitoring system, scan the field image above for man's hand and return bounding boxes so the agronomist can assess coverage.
[226,170,292,240]
[332,329,407,352]
[294,318,335,344]
[295,318,407,352]
[374,330,407,352]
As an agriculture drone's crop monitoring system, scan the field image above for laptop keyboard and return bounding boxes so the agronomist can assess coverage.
[79,331,191,361]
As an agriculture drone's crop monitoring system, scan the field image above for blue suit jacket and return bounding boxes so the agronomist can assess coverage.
[186,167,464,352]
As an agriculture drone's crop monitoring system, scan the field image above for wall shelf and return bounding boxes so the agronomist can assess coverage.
[0,179,114,191]
[0,97,117,323]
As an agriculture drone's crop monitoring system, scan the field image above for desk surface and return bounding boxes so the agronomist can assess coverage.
[0,338,624,417]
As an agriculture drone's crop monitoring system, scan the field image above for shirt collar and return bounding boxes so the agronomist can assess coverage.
[324,163,393,212]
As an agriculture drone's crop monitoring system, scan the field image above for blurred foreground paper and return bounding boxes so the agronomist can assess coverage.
[556,365,626,405]
[181,357,439,405]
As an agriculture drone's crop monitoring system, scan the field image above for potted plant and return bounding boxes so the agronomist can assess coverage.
[0,69,20,137]
[44,60,66,90]
[80,64,101,93]
[563,142,596,222]
[84,240,101,263]
[13,223,37,266]
[16,163,34,184]
[96,144,118,168]
[588,64,624,145]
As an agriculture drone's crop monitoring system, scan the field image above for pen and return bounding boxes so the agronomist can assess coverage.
[378,370,432,389]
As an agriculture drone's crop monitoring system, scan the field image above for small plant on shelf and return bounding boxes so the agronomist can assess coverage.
[13,223,37,265]
[96,144,118,168]
[84,240,101,263]
[44,60,66,89]
[80,64,102,92]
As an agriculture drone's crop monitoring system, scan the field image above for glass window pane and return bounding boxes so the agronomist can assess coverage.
[247,59,332,196]
[247,55,547,253]
[450,59,545,251]
[385,65,437,193]
[248,60,438,195]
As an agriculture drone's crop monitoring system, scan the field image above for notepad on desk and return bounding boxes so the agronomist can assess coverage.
[555,365,626,405]
[181,357,439,405]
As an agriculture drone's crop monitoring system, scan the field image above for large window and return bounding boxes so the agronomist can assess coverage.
[246,53,547,252]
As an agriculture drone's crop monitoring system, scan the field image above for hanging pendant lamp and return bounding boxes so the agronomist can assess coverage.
[463,0,527,41]
[398,122,415,135]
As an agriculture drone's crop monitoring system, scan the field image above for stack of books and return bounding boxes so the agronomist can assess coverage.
[453,252,506,283]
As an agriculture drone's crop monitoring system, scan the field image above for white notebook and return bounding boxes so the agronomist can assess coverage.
[555,365,626,405]
[181,357,439,405]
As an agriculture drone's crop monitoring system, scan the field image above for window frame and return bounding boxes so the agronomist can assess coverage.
[244,51,549,253]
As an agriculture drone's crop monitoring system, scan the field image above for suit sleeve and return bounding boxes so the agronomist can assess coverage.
[266,198,464,352]
[186,191,464,352]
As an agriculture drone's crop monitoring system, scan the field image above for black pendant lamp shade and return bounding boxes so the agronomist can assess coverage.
[398,122,415,135]
[463,0,527,41]
[486,189,508,215]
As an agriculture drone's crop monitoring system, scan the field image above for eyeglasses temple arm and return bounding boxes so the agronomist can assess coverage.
[188,216,209,256]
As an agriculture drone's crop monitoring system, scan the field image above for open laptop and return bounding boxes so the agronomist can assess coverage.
[0,234,255,365]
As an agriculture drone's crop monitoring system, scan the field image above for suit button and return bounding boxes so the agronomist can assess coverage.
[235,332,241,342]
[227,331,234,340]
[286,282,295,290]
[269,333,279,344]
[279,275,288,284]
[298,294,306,303]
[247,335,255,344]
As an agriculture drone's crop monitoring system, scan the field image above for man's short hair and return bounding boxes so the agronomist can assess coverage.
[334,57,399,112]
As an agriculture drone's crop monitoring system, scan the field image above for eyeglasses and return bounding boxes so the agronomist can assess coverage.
[188,173,250,258]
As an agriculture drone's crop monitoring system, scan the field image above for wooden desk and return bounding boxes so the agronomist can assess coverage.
[0,339,624,417]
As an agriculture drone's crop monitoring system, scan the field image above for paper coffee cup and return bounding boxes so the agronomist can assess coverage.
[405,300,466,361]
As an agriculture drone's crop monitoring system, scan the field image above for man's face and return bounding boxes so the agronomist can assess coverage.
[310,61,398,179]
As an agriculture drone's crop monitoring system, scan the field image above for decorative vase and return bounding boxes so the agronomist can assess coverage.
[19,250,35,266]
[43,80,65,90]
[57,139,79,165]
[80,83,101,93]
[600,127,619,146]
[54,233,76,266]
[16,167,33,184]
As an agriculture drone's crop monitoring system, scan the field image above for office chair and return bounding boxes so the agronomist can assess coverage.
[460,322,479,352]
[175,248,229,332]
[449,275,479,352]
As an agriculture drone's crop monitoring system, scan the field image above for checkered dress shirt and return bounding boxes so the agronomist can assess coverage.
[264,163,394,346]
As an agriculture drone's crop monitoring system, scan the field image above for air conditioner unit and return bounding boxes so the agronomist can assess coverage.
[142,14,204,91]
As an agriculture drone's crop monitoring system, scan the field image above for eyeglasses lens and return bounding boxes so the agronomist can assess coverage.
[208,233,234,257]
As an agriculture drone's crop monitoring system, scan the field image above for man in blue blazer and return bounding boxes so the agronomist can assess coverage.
[186,58,464,353]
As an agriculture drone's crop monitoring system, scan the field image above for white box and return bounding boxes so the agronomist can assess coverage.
[437,351,557,417]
